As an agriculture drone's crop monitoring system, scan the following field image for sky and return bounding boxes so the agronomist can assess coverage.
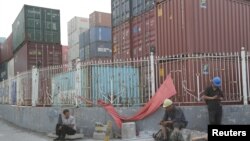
[0,0,111,45]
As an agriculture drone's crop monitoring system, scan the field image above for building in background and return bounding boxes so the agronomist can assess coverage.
[67,17,89,64]
[79,11,112,61]
[62,46,69,64]
[12,5,62,74]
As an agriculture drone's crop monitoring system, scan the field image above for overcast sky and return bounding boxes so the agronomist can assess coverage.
[0,0,111,45]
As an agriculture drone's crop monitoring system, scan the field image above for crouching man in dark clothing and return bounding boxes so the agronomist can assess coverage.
[160,99,188,141]
[54,109,76,141]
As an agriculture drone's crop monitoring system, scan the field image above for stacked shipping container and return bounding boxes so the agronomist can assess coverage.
[113,0,250,58]
[0,34,13,63]
[79,11,112,61]
[12,5,62,74]
[68,17,89,63]
[14,42,62,75]
[112,0,156,59]
[12,5,61,52]
[156,0,250,56]
[62,46,69,64]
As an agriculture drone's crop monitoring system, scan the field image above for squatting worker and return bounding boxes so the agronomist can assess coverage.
[54,109,76,141]
[160,99,188,141]
[203,77,223,125]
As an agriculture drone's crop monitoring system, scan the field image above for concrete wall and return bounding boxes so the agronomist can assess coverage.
[0,105,250,137]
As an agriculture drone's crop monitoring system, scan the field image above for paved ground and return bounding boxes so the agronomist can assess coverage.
[0,116,153,141]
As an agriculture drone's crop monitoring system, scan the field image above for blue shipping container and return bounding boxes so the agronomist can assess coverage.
[51,66,140,106]
[89,27,111,43]
[79,30,90,49]
[89,42,112,59]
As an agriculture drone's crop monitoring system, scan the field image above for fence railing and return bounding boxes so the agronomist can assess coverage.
[0,49,249,107]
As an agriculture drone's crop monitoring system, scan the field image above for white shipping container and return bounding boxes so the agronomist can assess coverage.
[7,58,14,78]
[68,44,80,63]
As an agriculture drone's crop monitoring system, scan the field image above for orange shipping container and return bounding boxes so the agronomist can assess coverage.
[156,0,250,56]
[131,9,156,58]
[89,11,111,28]
[14,42,62,74]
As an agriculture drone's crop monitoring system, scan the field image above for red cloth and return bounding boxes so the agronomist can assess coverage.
[98,74,177,128]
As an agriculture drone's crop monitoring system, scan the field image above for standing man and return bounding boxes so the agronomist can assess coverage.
[159,99,188,141]
[203,77,223,125]
[55,109,76,141]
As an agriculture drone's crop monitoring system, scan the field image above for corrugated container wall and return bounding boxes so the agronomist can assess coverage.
[0,33,13,63]
[0,62,8,81]
[131,9,156,58]
[89,42,112,58]
[82,42,112,60]
[79,30,90,49]
[14,42,62,74]
[112,0,131,27]
[132,0,155,16]
[156,0,250,56]
[62,46,68,64]
[12,5,61,52]
[90,27,112,43]
[79,48,85,60]
[112,21,131,59]
[7,58,15,78]
[89,11,111,27]
[67,17,89,62]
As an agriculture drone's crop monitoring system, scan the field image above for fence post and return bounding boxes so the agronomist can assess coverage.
[241,47,248,105]
[16,72,20,106]
[32,66,39,106]
[150,47,156,97]
[75,58,81,107]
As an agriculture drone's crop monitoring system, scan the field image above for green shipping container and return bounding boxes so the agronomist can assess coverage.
[12,5,61,52]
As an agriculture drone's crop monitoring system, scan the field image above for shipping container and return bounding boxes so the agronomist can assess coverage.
[52,66,140,105]
[79,30,90,49]
[156,0,250,56]
[0,37,5,44]
[156,56,242,105]
[0,62,8,81]
[89,11,111,27]
[90,27,112,43]
[89,42,112,59]
[79,48,85,60]
[68,17,89,62]
[0,33,13,63]
[85,45,90,59]
[112,21,131,57]
[112,0,131,27]
[7,58,15,78]
[14,42,62,74]
[62,46,69,64]
[12,5,61,51]
[68,17,89,35]
[113,49,131,60]
[132,0,155,16]
[131,9,156,58]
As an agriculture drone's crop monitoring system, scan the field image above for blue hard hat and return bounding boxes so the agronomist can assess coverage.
[213,77,221,87]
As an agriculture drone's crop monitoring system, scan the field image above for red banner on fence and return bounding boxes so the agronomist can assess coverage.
[98,74,177,128]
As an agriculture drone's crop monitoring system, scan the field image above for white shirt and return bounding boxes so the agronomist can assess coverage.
[62,115,76,130]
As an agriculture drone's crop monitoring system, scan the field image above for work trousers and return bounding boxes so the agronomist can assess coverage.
[56,124,76,138]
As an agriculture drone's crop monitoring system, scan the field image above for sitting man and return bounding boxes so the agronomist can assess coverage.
[160,99,188,141]
[55,109,76,141]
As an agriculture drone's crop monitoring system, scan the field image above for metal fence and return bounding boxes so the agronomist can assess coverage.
[0,49,249,107]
